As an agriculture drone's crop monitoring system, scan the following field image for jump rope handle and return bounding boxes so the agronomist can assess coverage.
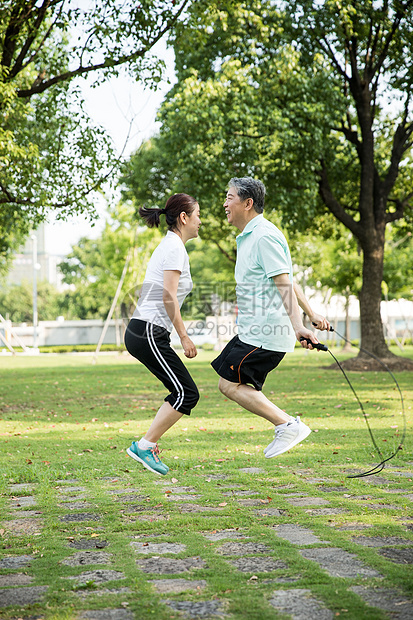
[299,322,333,351]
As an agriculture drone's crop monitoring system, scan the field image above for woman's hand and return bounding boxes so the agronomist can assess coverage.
[180,335,197,358]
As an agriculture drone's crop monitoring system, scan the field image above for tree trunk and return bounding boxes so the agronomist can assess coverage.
[342,289,353,352]
[358,238,394,358]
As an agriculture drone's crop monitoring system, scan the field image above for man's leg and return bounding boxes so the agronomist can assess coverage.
[218,378,311,457]
[218,377,290,425]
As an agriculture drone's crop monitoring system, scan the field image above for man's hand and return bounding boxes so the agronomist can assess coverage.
[181,335,197,358]
[295,327,320,350]
[310,313,331,331]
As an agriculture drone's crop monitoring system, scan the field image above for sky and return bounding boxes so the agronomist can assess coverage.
[44,39,175,256]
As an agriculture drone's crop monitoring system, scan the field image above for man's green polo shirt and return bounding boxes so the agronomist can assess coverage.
[235,214,296,352]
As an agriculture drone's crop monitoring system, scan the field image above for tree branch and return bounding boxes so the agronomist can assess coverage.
[385,193,413,224]
[318,162,363,239]
[210,239,236,264]
[371,0,413,78]
[16,0,190,98]
[9,0,54,78]
[382,120,413,198]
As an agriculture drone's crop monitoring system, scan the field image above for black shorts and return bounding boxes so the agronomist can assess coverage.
[211,335,285,391]
[124,319,199,415]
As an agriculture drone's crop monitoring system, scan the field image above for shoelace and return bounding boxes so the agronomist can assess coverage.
[150,444,161,463]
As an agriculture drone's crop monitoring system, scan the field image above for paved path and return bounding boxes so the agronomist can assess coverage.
[1,466,413,619]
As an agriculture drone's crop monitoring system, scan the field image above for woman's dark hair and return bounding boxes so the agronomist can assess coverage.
[139,194,198,229]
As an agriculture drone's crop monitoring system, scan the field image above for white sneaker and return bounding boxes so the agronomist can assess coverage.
[264,416,311,458]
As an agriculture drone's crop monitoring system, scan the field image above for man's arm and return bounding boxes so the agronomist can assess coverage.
[293,281,330,331]
[272,273,321,349]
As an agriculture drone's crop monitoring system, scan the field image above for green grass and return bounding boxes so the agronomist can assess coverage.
[0,347,412,619]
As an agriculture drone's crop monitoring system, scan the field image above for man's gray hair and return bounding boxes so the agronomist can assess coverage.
[229,177,265,213]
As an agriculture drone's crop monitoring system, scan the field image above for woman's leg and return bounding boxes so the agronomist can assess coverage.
[144,402,183,443]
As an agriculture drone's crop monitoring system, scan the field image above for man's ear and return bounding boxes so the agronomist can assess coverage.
[245,197,254,211]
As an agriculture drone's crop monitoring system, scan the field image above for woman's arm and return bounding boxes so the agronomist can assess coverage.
[163,270,197,358]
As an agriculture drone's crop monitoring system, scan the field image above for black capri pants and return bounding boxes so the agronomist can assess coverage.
[124,319,199,416]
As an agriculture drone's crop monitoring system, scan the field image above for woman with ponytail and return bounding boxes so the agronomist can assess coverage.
[124,194,201,475]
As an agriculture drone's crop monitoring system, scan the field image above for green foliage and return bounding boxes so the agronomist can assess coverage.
[0,0,190,272]
[0,280,62,323]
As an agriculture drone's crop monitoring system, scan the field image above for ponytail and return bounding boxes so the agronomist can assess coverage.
[138,206,164,228]
[139,194,197,230]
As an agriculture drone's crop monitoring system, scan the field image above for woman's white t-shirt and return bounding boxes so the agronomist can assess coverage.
[132,231,193,332]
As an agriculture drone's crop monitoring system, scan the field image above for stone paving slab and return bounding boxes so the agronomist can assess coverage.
[272,524,330,545]
[166,494,202,501]
[68,539,109,549]
[238,468,265,474]
[130,513,170,522]
[0,586,48,608]
[0,574,33,587]
[149,578,207,594]
[136,556,206,575]
[336,523,373,531]
[254,508,287,517]
[299,547,382,579]
[58,501,94,510]
[130,542,186,555]
[9,496,36,508]
[305,508,349,516]
[59,494,87,502]
[0,555,33,569]
[161,599,226,618]
[269,588,334,619]
[2,518,43,535]
[175,504,225,514]
[378,548,413,564]
[160,485,198,493]
[202,530,250,541]
[228,557,287,573]
[78,610,134,620]
[8,483,35,493]
[221,490,258,497]
[121,504,158,514]
[216,542,272,556]
[351,585,413,619]
[74,587,131,600]
[108,489,147,498]
[60,551,113,566]
[57,486,86,494]
[285,497,331,507]
[64,570,126,585]
[236,499,270,507]
[59,513,101,522]
[351,535,412,547]
[319,486,350,493]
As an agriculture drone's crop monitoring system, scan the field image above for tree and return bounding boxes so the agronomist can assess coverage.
[123,0,413,367]
[0,279,62,323]
[0,0,190,271]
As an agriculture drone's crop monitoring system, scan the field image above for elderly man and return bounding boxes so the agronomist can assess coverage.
[211,177,330,457]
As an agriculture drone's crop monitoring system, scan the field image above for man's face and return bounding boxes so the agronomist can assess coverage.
[224,186,249,230]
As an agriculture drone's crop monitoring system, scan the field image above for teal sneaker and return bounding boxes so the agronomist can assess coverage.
[126,441,169,475]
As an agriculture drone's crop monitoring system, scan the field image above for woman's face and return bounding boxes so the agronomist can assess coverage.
[185,203,201,239]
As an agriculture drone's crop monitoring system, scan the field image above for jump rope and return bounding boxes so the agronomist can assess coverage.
[300,325,406,479]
